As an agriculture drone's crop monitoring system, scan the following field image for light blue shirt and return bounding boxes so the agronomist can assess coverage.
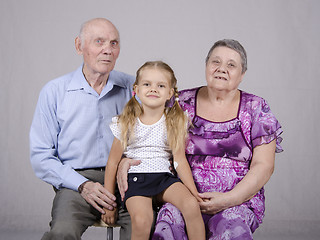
[30,66,134,191]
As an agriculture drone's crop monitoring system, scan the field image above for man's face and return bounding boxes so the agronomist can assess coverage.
[76,19,120,77]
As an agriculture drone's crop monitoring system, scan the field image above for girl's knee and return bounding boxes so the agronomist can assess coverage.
[131,213,153,230]
[179,196,200,216]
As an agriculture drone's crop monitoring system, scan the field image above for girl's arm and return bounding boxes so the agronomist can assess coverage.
[104,138,124,193]
[173,147,203,202]
[199,140,276,214]
[102,138,124,224]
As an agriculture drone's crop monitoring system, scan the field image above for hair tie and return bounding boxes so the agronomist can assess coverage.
[132,91,136,97]
[175,97,179,101]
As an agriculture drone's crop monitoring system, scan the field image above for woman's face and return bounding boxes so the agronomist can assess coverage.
[205,46,244,92]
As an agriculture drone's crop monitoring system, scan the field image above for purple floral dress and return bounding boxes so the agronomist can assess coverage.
[153,87,283,240]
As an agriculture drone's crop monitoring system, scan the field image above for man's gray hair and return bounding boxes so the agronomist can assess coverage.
[78,18,120,45]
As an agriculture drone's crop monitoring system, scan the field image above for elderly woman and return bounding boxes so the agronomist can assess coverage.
[118,39,283,239]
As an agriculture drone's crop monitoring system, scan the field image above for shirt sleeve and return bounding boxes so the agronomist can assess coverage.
[109,116,121,140]
[29,83,88,191]
[251,98,283,153]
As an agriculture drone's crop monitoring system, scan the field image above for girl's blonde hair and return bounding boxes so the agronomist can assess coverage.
[118,61,188,153]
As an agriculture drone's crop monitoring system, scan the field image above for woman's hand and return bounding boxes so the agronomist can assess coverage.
[198,192,230,215]
[117,157,141,200]
[199,140,277,215]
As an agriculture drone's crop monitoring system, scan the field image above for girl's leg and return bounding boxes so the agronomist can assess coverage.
[160,182,205,240]
[126,196,154,240]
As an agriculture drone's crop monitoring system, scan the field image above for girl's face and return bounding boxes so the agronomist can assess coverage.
[134,68,174,111]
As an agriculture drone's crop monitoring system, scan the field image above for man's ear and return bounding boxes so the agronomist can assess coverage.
[75,37,82,55]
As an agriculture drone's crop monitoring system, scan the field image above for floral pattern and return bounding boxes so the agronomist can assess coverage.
[153,87,283,239]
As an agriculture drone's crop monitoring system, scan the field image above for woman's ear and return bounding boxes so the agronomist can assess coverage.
[237,72,245,85]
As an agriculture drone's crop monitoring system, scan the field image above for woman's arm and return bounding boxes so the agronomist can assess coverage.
[174,147,203,202]
[199,140,276,214]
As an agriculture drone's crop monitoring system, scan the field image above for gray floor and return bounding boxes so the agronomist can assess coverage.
[0,228,319,240]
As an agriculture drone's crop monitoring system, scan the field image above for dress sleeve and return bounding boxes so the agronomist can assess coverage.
[251,98,283,153]
[109,116,121,140]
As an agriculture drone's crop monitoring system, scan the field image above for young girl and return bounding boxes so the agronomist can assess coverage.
[102,61,205,240]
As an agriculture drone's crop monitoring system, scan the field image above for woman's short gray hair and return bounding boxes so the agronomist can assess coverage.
[205,39,247,73]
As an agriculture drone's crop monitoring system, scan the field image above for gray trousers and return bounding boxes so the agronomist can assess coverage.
[42,169,131,240]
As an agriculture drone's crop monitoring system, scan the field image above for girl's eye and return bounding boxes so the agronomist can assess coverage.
[159,84,165,88]
[143,83,149,86]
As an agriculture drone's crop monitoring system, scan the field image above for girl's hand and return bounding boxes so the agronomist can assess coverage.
[198,192,231,215]
[101,207,118,226]
[196,194,204,203]
[192,191,204,203]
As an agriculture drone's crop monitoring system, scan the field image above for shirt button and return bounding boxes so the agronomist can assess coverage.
[133,177,138,182]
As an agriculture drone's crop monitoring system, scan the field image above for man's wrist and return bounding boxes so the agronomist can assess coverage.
[78,180,90,193]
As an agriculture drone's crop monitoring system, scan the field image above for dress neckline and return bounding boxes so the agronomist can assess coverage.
[194,87,242,124]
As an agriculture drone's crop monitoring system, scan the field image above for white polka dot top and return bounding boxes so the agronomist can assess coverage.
[110,114,172,173]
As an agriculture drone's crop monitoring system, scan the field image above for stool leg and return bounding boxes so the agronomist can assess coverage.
[106,226,113,240]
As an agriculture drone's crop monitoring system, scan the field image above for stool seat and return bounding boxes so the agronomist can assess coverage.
[93,219,120,240]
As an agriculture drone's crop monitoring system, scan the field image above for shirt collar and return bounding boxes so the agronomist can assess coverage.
[107,70,130,89]
[67,65,129,93]
[67,65,89,91]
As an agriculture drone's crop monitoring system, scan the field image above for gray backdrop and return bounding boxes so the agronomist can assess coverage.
[1,0,319,238]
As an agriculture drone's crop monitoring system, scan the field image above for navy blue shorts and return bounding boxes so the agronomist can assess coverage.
[123,172,180,208]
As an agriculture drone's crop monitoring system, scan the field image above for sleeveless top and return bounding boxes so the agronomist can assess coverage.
[110,115,172,173]
[178,87,283,223]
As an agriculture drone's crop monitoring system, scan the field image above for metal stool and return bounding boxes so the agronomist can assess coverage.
[93,219,119,240]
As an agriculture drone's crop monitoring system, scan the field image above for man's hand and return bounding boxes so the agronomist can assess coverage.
[116,158,141,200]
[79,181,117,214]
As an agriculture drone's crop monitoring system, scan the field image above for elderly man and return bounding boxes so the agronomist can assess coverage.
[30,18,133,240]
